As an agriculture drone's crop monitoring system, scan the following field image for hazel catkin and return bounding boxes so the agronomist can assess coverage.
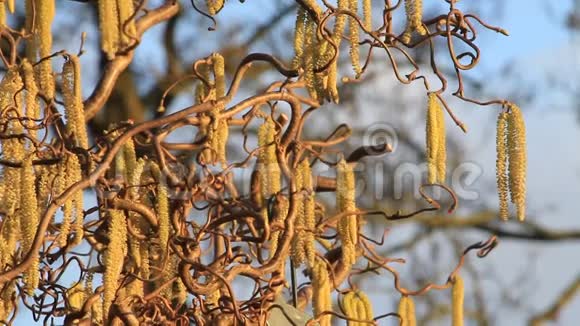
[402,0,427,44]
[103,209,128,319]
[452,275,465,326]
[507,105,527,221]
[496,112,509,220]
[312,257,332,326]
[426,93,446,184]
[336,158,357,268]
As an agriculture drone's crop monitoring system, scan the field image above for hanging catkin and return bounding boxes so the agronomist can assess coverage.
[258,117,280,200]
[269,196,288,259]
[291,160,315,266]
[117,0,135,47]
[496,112,509,220]
[21,60,40,140]
[36,0,55,98]
[398,295,417,326]
[98,0,119,59]
[312,257,332,326]
[103,209,127,320]
[62,55,89,149]
[0,2,5,27]
[303,16,319,102]
[362,0,371,30]
[292,7,307,69]
[151,163,170,257]
[426,93,446,184]
[0,69,23,279]
[402,0,427,43]
[348,0,361,76]
[452,275,465,326]
[20,157,40,294]
[507,105,526,221]
[337,158,357,268]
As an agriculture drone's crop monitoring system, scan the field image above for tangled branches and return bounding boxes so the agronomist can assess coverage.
[0,0,524,325]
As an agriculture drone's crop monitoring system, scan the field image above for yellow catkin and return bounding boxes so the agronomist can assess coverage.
[103,209,127,320]
[398,296,416,326]
[342,292,357,325]
[99,0,119,59]
[402,0,427,43]
[195,63,211,104]
[20,157,40,294]
[362,0,371,30]
[406,296,416,326]
[258,117,280,199]
[452,275,464,326]
[337,158,357,268]
[397,296,408,326]
[426,93,446,184]
[348,0,361,76]
[6,0,13,13]
[0,281,15,322]
[212,53,226,99]
[116,0,136,47]
[68,282,85,311]
[62,55,89,149]
[0,67,24,218]
[127,158,145,268]
[302,162,316,266]
[207,0,225,15]
[25,0,36,62]
[357,291,373,324]
[0,2,5,27]
[152,163,170,257]
[507,105,527,221]
[207,106,228,165]
[291,163,306,265]
[292,160,316,266]
[36,0,55,98]
[436,96,446,182]
[269,196,288,259]
[303,17,319,101]
[58,154,83,247]
[21,59,40,140]
[312,257,332,326]
[324,0,348,102]
[496,112,509,220]
[293,7,307,69]
[58,159,72,247]
[68,155,84,247]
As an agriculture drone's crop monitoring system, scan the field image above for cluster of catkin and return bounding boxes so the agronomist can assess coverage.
[496,105,527,221]
[426,93,446,184]
[197,53,229,165]
[293,0,371,104]
[97,0,137,59]
[0,54,87,310]
[342,290,374,326]
[402,0,427,43]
